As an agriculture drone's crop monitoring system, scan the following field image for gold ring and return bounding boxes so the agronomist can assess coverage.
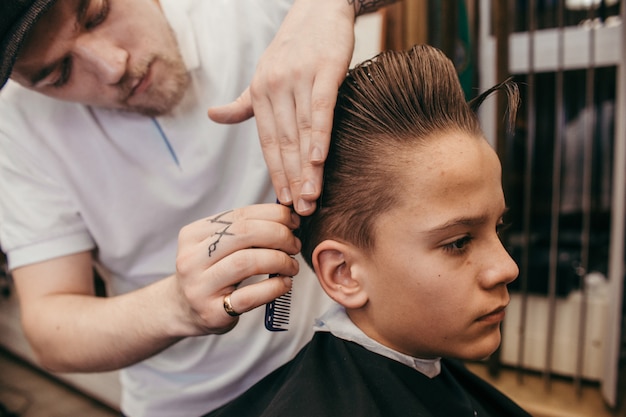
[223,293,241,317]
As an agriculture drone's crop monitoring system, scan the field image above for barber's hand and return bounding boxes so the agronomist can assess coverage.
[174,204,301,335]
[208,0,356,215]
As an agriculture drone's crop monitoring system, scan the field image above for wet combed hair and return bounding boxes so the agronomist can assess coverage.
[296,44,519,269]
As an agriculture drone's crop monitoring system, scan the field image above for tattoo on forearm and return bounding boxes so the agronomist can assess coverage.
[206,211,235,257]
[348,0,397,16]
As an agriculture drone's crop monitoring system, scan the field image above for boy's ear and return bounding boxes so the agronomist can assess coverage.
[312,240,368,309]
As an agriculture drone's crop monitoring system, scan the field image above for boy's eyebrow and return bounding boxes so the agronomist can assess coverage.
[426,207,510,235]
[426,215,490,235]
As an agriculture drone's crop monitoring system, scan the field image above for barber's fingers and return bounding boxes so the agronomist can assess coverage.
[178,204,298,246]
[252,72,332,216]
[206,74,317,214]
[182,248,298,333]
[209,248,297,298]
[207,88,254,124]
[175,205,301,334]
[290,78,316,214]
[261,68,344,216]
[252,77,304,209]
[207,79,308,209]
[295,69,342,215]
[177,219,300,281]
[219,275,293,318]
[208,76,318,213]
[175,204,300,303]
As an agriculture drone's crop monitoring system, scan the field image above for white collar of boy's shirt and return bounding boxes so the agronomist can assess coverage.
[159,0,200,72]
[314,303,442,379]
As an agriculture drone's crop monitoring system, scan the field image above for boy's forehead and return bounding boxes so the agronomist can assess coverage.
[399,132,489,176]
[398,134,503,216]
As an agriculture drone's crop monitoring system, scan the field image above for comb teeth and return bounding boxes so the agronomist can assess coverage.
[265,199,293,332]
[265,282,291,332]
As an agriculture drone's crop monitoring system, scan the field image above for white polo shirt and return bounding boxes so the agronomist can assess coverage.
[0,1,333,416]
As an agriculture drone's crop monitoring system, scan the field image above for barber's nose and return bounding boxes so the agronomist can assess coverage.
[479,238,520,289]
[74,35,128,85]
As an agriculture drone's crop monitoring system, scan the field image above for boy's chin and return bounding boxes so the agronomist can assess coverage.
[456,334,502,361]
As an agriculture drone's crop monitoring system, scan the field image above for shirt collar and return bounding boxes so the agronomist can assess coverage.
[314,304,442,378]
[159,0,200,72]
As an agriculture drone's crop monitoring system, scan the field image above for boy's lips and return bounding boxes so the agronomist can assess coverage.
[476,304,508,323]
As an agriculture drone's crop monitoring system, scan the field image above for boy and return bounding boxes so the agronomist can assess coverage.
[204,44,531,416]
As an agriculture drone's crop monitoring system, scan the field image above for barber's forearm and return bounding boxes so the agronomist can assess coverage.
[351,0,399,17]
[22,275,188,373]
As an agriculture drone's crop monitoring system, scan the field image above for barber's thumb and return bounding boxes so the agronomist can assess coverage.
[207,88,254,124]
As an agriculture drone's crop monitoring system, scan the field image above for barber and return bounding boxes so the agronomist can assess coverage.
[0,0,397,416]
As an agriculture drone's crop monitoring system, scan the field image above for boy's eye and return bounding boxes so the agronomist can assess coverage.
[443,235,473,254]
[496,221,511,235]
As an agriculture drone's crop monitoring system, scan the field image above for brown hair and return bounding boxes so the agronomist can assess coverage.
[296,44,519,268]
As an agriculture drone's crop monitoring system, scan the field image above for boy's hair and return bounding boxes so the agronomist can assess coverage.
[296,44,519,268]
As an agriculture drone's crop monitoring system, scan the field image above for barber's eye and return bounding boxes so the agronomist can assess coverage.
[52,58,72,88]
[86,0,110,29]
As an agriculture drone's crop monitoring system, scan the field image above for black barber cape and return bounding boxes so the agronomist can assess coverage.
[204,332,531,417]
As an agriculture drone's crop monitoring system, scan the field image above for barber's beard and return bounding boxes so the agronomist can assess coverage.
[122,53,190,117]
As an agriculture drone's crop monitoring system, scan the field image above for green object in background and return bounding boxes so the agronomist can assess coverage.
[455,0,473,101]
[429,0,474,100]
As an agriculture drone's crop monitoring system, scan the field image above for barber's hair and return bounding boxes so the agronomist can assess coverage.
[296,44,519,269]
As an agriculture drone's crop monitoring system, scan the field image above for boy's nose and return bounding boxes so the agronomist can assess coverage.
[480,238,520,289]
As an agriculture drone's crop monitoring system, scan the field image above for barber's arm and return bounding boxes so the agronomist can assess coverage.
[208,0,399,216]
[12,204,299,372]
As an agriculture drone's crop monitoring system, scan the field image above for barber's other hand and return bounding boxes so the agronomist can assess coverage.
[208,0,356,215]
[174,204,301,335]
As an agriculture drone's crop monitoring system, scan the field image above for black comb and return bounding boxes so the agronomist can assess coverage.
[264,199,293,332]
[264,274,292,332]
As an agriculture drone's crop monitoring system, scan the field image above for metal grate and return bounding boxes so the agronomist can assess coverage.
[478,0,625,408]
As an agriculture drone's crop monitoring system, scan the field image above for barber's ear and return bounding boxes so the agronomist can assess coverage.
[312,240,368,309]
